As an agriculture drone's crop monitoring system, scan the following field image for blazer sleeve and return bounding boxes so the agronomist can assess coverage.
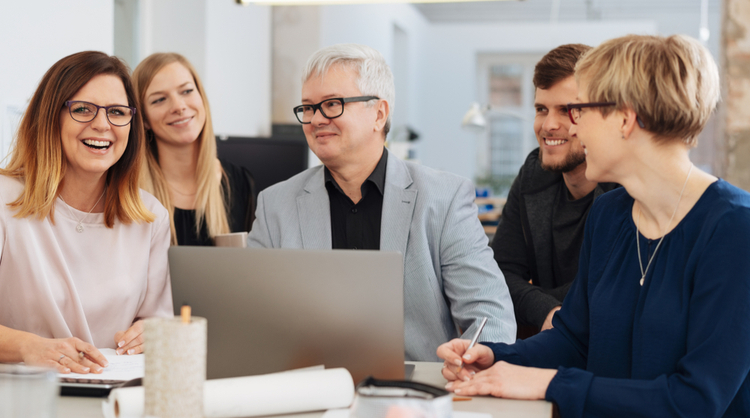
[440,177,516,343]
[491,164,563,329]
[247,190,274,248]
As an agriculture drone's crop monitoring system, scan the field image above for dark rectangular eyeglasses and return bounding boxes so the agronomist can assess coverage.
[65,100,136,127]
[566,102,616,125]
[293,96,379,124]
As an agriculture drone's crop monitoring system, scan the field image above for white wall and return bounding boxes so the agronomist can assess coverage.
[319,4,430,145]
[0,1,114,159]
[141,0,272,137]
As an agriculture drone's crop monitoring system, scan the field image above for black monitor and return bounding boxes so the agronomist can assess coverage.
[216,136,309,194]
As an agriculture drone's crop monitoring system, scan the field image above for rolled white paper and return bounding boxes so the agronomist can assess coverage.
[103,368,354,418]
[144,316,207,418]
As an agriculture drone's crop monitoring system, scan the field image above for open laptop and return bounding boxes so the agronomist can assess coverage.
[168,247,405,384]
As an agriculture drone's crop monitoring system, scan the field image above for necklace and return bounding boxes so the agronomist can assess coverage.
[59,189,106,233]
[168,182,197,196]
[636,164,693,286]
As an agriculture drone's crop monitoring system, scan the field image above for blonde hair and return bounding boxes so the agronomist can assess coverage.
[575,34,719,146]
[0,51,154,226]
[133,53,229,245]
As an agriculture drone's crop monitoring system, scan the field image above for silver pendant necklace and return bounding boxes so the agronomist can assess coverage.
[59,189,106,233]
[636,164,693,286]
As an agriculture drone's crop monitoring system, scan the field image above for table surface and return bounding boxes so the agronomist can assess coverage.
[57,362,552,418]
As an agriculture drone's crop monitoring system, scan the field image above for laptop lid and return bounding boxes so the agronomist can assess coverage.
[168,247,404,383]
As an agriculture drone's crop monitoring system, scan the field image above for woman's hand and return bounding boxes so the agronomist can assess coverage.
[437,338,495,382]
[114,320,144,355]
[446,361,556,400]
[18,334,108,374]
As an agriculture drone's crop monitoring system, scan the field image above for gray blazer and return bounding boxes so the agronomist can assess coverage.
[248,151,516,361]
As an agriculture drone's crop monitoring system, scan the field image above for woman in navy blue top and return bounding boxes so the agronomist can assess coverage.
[438,34,750,417]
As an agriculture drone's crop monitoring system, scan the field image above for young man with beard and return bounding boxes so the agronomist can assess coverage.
[490,44,619,334]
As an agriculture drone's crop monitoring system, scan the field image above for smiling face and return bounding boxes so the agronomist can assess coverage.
[59,74,130,180]
[143,62,206,150]
[533,76,586,173]
[301,64,386,169]
[569,78,626,183]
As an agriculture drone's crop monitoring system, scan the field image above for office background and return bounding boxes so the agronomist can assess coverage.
[1,0,746,194]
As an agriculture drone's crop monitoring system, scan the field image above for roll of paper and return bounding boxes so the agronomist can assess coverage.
[103,368,354,418]
[144,316,207,418]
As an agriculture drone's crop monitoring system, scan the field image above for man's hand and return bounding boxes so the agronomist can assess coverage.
[541,306,561,331]
[445,361,556,400]
[436,338,495,382]
[114,320,145,355]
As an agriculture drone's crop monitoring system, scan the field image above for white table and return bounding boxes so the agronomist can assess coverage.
[57,362,552,418]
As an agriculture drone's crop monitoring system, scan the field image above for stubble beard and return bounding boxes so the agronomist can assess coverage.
[539,147,586,173]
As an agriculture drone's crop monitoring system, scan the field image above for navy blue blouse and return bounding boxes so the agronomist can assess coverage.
[485,179,750,417]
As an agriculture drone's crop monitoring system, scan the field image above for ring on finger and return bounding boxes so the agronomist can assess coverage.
[58,354,65,363]
[78,351,85,360]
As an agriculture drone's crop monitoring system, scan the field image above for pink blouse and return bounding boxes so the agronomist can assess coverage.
[0,175,173,348]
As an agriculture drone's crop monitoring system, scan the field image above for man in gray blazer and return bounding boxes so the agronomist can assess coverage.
[247,44,516,361]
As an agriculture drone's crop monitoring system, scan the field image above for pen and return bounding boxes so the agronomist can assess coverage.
[457,317,488,373]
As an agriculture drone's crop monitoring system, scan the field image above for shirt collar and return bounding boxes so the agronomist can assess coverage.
[324,147,388,196]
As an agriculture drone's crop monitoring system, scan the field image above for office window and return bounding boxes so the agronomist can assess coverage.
[476,55,540,196]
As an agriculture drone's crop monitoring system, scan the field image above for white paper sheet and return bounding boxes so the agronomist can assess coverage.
[60,348,144,381]
[102,367,354,418]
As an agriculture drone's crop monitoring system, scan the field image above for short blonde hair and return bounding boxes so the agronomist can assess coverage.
[575,34,719,146]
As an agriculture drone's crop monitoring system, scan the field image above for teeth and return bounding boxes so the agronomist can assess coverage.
[83,139,111,147]
[170,117,191,125]
[545,138,567,146]
[584,148,588,155]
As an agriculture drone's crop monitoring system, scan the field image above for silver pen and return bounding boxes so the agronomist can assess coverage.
[457,317,488,372]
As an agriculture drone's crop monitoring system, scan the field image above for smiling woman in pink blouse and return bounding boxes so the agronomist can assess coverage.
[0,51,172,374]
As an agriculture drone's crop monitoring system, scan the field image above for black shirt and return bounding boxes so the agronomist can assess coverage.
[174,159,254,246]
[551,181,595,287]
[325,148,388,250]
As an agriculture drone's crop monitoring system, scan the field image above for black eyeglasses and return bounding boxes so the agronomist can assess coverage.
[566,102,616,125]
[65,100,136,127]
[293,96,379,124]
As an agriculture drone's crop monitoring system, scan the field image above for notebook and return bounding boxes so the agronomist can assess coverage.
[168,247,405,383]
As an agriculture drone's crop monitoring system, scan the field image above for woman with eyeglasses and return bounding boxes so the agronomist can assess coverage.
[0,51,172,373]
[133,53,254,246]
[438,34,750,417]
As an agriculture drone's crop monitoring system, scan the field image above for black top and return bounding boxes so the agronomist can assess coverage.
[490,148,619,329]
[325,148,388,250]
[551,181,595,287]
[173,159,255,246]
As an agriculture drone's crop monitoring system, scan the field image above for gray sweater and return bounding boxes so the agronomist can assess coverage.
[490,148,618,329]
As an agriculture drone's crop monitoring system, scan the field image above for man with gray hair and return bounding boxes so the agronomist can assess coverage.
[248,43,516,361]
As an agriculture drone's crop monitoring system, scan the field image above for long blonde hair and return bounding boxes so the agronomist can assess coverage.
[133,53,229,245]
[0,51,154,226]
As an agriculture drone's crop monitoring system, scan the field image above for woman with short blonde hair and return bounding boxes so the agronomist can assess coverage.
[0,51,172,374]
[439,34,750,417]
[133,53,254,246]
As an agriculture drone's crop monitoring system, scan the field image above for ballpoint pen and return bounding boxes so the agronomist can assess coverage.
[457,317,488,373]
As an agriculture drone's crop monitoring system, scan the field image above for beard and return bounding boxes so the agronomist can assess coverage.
[539,146,586,173]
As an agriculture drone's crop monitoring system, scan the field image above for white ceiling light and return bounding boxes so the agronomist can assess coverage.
[238,0,517,5]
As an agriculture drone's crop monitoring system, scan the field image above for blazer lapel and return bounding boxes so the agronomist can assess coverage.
[297,168,332,249]
[381,153,417,255]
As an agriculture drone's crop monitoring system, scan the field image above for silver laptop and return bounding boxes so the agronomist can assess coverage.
[168,247,405,383]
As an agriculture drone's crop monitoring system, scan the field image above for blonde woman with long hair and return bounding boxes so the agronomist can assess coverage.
[0,51,172,374]
[133,53,254,246]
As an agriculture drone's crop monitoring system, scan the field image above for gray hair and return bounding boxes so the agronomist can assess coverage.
[301,44,395,137]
